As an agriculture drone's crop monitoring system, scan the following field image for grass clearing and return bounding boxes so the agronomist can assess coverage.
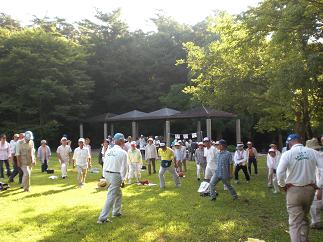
[0,154,321,242]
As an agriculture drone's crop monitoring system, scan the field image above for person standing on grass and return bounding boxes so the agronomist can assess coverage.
[305,138,323,229]
[9,134,23,183]
[158,143,181,189]
[195,142,206,181]
[203,137,217,182]
[72,138,91,188]
[56,137,72,179]
[16,131,35,192]
[37,140,51,172]
[145,137,158,175]
[99,139,110,167]
[277,134,323,242]
[209,139,237,201]
[247,141,258,176]
[266,148,280,193]
[138,135,146,158]
[127,141,142,184]
[173,142,183,172]
[97,133,128,224]
[179,140,187,172]
[85,138,92,164]
[233,143,250,184]
[0,134,11,179]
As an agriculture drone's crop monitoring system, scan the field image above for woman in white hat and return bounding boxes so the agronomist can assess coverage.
[145,137,158,175]
[267,148,280,193]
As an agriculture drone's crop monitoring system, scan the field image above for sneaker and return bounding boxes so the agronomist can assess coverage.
[112,213,122,218]
[97,219,112,224]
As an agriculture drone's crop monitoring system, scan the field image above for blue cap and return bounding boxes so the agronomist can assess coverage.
[218,139,227,145]
[286,134,301,143]
[113,133,125,141]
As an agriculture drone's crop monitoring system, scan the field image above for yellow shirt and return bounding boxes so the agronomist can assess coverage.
[158,147,174,161]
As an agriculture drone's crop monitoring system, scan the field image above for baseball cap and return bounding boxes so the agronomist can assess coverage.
[268,148,275,153]
[218,139,227,145]
[198,142,204,146]
[61,137,67,141]
[215,141,220,145]
[78,138,85,143]
[203,137,210,142]
[14,134,19,138]
[174,142,180,146]
[148,138,153,141]
[236,143,244,147]
[113,133,125,141]
[247,141,252,145]
[286,134,301,143]
[160,143,166,147]
[130,141,137,146]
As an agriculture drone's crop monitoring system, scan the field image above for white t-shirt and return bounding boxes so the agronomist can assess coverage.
[73,147,90,167]
[57,145,72,163]
[204,146,217,170]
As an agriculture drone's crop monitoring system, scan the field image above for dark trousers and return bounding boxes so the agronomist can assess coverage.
[248,157,258,175]
[41,160,48,172]
[0,159,11,178]
[234,164,250,181]
[147,158,156,175]
[9,156,23,183]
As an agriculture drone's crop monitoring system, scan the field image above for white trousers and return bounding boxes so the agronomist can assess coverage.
[205,166,215,180]
[21,165,31,190]
[61,162,68,177]
[128,163,141,183]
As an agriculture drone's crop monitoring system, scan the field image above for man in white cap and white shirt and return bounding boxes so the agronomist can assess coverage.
[203,137,217,182]
[277,134,323,242]
[145,137,158,175]
[233,143,250,184]
[57,137,72,179]
[127,141,142,184]
[138,135,146,158]
[72,138,91,187]
[98,133,128,223]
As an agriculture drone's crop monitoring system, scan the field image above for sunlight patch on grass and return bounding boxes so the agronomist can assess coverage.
[158,190,179,197]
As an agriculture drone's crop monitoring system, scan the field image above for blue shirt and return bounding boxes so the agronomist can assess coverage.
[215,150,232,179]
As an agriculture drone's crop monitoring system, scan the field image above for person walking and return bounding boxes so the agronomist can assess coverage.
[97,133,128,224]
[277,134,323,242]
[305,138,323,229]
[37,140,51,172]
[145,137,158,175]
[209,139,238,201]
[179,140,187,172]
[16,131,35,192]
[173,142,183,172]
[72,138,91,187]
[203,137,217,182]
[233,143,250,184]
[247,141,258,176]
[0,134,11,179]
[56,137,72,179]
[138,135,146,158]
[195,142,206,181]
[158,143,181,188]
[9,134,23,183]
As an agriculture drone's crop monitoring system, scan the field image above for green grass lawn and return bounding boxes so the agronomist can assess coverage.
[0,154,322,242]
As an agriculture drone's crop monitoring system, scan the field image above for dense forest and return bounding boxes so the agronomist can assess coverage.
[0,0,322,148]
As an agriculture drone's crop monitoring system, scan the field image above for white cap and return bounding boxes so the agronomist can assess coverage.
[198,142,204,146]
[203,137,210,142]
[130,141,137,145]
[215,141,220,145]
[148,138,153,141]
[61,137,67,141]
[174,142,180,146]
[178,140,182,143]
[160,143,166,147]
[247,141,252,145]
[268,148,275,153]
[78,138,85,143]
[237,143,244,147]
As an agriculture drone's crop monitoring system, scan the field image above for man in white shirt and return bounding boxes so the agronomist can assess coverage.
[233,143,250,184]
[98,133,128,224]
[277,134,323,242]
[72,138,91,187]
[57,137,72,179]
[145,137,158,175]
[9,134,22,183]
[138,135,146,158]
[179,140,187,172]
[203,137,217,181]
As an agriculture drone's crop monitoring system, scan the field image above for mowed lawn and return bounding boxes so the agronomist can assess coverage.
[0,153,322,242]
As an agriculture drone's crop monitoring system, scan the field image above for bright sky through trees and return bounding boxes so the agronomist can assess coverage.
[1,0,261,31]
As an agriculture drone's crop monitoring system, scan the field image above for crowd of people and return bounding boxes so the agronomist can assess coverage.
[0,131,322,241]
